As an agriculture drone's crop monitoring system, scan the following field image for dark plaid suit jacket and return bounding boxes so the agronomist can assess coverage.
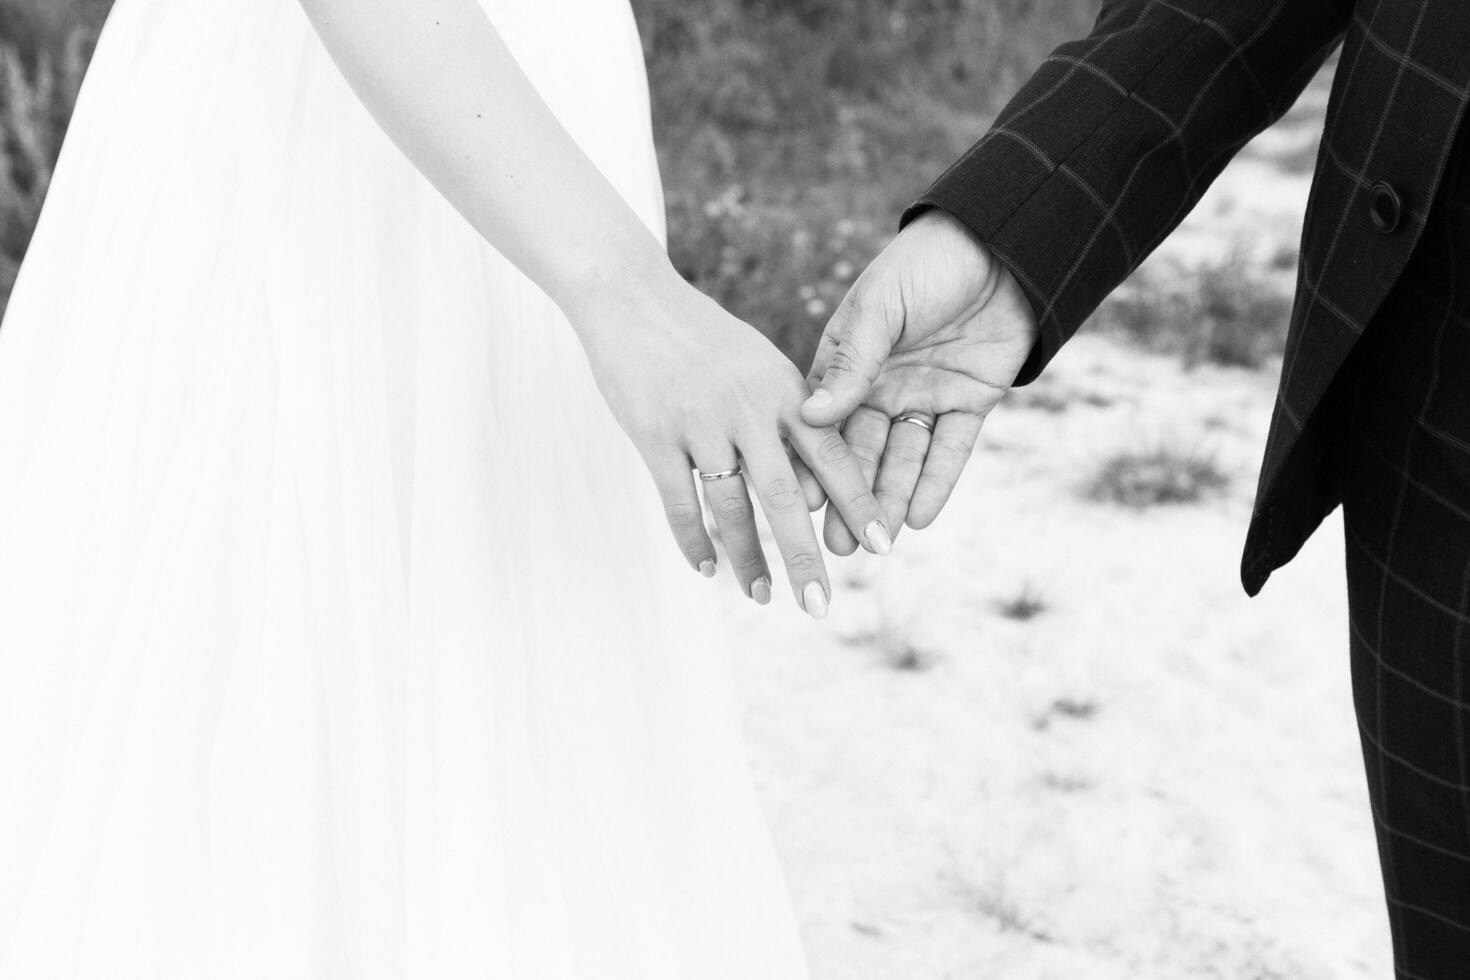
[904,0,1470,595]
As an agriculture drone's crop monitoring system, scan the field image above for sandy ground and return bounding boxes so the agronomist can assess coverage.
[715,59,1396,979]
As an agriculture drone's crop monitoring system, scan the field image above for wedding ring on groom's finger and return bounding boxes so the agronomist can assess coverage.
[698,464,744,482]
[892,412,936,434]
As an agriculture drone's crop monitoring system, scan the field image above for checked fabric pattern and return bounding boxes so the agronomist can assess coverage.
[902,0,1470,596]
[1338,118,1470,978]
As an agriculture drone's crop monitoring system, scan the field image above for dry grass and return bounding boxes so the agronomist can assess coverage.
[1096,249,1295,371]
[1032,696,1100,732]
[843,604,938,672]
[1085,444,1230,508]
[994,581,1048,621]
[944,865,1054,944]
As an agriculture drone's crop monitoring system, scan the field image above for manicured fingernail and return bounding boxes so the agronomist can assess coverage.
[803,388,833,411]
[699,558,717,578]
[865,520,892,556]
[751,577,772,605]
[802,581,829,619]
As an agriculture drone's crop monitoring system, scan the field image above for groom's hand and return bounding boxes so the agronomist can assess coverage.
[801,210,1039,554]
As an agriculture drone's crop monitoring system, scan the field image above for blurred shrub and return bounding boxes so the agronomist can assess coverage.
[0,0,110,41]
[994,581,1047,621]
[0,0,104,317]
[0,30,91,315]
[634,0,1099,368]
[1085,445,1230,508]
[0,0,1101,357]
[1096,250,1295,370]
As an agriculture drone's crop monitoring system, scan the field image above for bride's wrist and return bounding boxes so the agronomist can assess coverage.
[556,239,686,348]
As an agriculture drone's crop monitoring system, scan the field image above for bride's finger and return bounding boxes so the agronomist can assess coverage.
[649,452,718,576]
[908,412,984,530]
[873,413,935,543]
[696,450,773,605]
[820,406,889,556]
[740,440,833,618]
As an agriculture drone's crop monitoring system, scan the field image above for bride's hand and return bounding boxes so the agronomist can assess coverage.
[569,264,892,618]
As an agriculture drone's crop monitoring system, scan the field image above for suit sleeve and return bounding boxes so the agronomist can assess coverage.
[903,0,1354,385]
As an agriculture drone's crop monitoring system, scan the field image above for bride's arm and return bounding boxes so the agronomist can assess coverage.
[296,0,892,615]
[297,0,660,314]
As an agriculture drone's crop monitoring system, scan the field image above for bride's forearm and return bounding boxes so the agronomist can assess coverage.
[296,0,674,328]
[301,0,891,610]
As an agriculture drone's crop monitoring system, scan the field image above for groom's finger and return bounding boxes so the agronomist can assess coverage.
[788,451,827,512]
[821,406,888,555]
[873,415,934,542]
[800,277,896,428]
[786,418,890,558]
[908,413,984,530]
[804,327,837,385]
[802,326,839,398]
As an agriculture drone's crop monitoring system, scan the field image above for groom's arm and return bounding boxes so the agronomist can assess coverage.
[802,0,1356,551]
[909,0,1353,385]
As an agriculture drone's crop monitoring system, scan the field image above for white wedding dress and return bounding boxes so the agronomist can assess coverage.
[0,0,811,977]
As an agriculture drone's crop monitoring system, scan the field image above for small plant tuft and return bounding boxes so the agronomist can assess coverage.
[1085,445,1229,508]
[1033,697,1099,730]
[1095,250,1294,370]
[1268,241,1299,271]
[945,867,1054,944]
[887,644,932,672]
[845,609,937,671]
[1039,771,1093,793]
[1050,697,1097,720]
[995,582,1047,621]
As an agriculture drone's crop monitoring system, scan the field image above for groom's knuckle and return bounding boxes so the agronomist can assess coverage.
[887,441,926,465]
[841,281,871,319]
[827,344,864,377]
[814,431,851,465]
[933,435,974,462]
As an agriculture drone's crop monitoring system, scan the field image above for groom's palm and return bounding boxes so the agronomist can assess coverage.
[803,211,1038,551]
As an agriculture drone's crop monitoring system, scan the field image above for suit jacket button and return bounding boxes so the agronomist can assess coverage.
[1368,180,1403,234]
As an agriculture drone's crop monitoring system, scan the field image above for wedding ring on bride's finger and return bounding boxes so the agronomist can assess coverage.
[698,464,744,482]
[892,412,936,434]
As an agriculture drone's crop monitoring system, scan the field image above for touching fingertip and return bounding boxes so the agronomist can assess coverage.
[698,558,717,578]
[803,388,834,412]
[801,581,830,620]
[751,577,772,605]
[864,519,892,557]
